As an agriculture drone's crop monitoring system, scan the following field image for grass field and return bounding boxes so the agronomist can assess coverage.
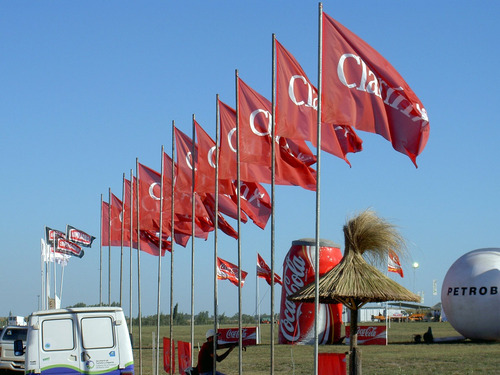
[130,322,500,375]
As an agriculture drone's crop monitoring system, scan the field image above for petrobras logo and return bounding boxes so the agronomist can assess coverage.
[446,286,498,296]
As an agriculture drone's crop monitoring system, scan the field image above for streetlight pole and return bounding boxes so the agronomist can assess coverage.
[412,262,419,295]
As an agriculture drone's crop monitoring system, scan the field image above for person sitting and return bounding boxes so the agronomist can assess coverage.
[196,329,236,375]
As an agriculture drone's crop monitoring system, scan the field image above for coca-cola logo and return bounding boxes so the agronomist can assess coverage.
[224,328,247,339]
[280,254,307,342]
[357,327,377,337]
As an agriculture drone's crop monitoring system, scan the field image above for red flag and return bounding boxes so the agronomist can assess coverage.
[275,39,363,165]
[318,353,346,375]
[194,121,233,195]
[137,162,163,231]
[217,257,248,287]
[236,181,271,230]
[109,193,170,256]
[322,13,429,166]
[388,250,404,277]
[257,253,282,286]
[162,337,175,374]
[174,126,196,193]
[219,97,317,190]
[177,341,192,374]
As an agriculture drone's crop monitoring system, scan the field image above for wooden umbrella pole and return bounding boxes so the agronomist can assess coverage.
[349,307,361,375]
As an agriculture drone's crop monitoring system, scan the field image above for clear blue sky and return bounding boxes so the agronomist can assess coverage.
[1,1,499,319]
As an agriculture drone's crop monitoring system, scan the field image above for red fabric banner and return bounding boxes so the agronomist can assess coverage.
[318,353,346,375]
[177,341,192,374]
[217,257,248,287]
[388,250,404,277]
[321,13,429,166]
[275,39,363,165]
[219,97,317,191]
[257,253,282,286]
[163,337,175,374]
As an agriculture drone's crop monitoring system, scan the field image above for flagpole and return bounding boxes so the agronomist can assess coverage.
[213,96,221,374]
[100,195,103,306]
[135,158,143,375]
[120,173,126,307]
[40,239,45,311]
[271,33,277,375]
[314,3,324,375]
[255,257,261,344]
[53,238,57,308]
[59,263,65,306]
[235,69,243,375]
[190,114,196,365]
[108,187,112,306]
[129,169,134,334]
[170,121,175,375]
[155,145,165,375]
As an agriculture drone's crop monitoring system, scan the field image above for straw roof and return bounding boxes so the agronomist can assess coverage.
[288,210,420,310]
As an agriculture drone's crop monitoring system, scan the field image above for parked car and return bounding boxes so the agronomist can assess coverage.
[0,325,28,372]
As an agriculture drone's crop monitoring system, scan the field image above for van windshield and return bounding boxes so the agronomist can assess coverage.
[3,328,27,341]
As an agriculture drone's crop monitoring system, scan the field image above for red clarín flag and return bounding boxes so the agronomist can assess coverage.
[257,253,282,286]
[275,39,363,166]
[388,250,404,278]
[321,13,429,167]
[66,225,95,247]
[217,257,248,287]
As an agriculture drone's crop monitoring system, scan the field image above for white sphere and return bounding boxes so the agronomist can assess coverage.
[441,248,500,341]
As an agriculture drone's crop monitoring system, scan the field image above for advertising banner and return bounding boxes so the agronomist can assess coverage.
[217,327,258,346]
[345,325,387,345]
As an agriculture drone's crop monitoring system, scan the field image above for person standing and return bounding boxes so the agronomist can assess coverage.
[196,329,236,375]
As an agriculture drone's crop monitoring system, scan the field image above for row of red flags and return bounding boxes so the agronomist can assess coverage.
[100,12,428,271]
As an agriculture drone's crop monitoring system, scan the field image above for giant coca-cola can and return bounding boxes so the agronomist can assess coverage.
[279,238,343,345]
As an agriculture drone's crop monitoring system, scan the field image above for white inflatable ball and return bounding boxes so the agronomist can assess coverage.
[441,248,500,341]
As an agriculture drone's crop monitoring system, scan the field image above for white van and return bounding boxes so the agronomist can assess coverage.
[16,307,134,375]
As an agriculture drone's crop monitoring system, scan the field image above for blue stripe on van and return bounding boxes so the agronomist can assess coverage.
[41,364,134,375]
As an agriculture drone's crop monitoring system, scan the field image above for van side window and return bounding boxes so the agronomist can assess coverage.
[81,317,114,349]
[42,319,75,351]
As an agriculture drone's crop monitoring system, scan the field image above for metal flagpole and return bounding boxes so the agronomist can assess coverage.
[129,169,134,334]
[235,69,243,375]
[40,239,45,311]
[135,158,143,375]
[155,146,165,375]
[108,187,112,306]
[59,263,65,305]
[213,96,220,375]
[120,173,126,307]
[190,115,196,367]
[314,3,324,374]
[170,122,175,375]
[256,261,261,344]
[100,195,103,306]
[53,237,57,308]
[271,33,277,375]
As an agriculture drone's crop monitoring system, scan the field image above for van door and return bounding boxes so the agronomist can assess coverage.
[39,315,80,375]
[78,312,120,374]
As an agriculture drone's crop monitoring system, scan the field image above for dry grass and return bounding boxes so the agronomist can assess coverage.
[132,322,500,374]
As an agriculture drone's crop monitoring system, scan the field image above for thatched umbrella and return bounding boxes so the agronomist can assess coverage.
[288,210,420,375]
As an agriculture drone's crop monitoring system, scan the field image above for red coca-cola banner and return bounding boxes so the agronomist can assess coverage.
[217,327,258,346]
[345,325,387,345]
